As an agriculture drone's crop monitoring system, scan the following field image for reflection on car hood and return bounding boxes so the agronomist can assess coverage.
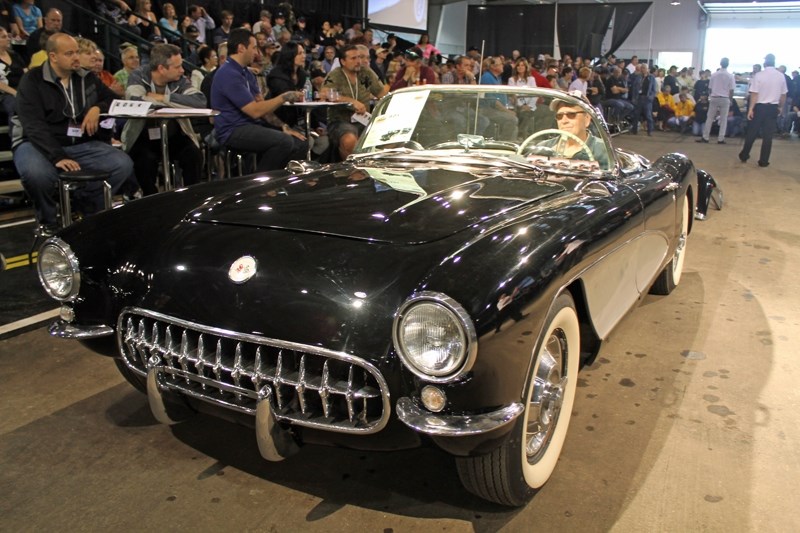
[187,164,566,244]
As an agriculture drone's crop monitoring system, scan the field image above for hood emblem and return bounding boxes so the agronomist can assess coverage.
[228,256,257,284]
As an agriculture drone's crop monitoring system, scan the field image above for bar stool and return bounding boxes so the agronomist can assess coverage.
[29,170,114,267]
[222,147,258,178]
[58,170,114,228]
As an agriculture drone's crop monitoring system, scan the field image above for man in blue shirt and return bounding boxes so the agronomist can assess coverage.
[210,28,306,172]
[479,56,518,140]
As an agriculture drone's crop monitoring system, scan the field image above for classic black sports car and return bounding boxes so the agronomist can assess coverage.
[38,87,705,506]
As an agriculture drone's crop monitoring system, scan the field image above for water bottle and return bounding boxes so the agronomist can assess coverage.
[304,78,313,102]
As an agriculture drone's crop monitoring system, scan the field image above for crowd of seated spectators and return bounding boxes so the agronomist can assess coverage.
[3,0,800,232]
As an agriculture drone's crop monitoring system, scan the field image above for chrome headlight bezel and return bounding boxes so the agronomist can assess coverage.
[392,291,478,383]
[37,237,80,302]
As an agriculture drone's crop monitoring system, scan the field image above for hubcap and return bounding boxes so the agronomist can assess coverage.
[526,329,568,461]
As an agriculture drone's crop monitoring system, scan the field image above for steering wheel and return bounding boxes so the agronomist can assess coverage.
[517,129,595,161]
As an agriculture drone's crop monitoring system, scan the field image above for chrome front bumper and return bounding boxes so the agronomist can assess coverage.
[395,397,524,436]
[49,319,114,339]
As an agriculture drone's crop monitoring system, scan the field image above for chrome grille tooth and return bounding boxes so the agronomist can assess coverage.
[274,350,284,410]
[136,318,148,367]
[345,364,356,423]
[150,322,160,358]
[320,359,331,419]
[232,342,244,401]
[117,311,388,433]
[179,329,190,383]
[252,346,263,391]
[123,317,136,364]
[164,325,175,366]
[296,354,307,415]
[357,369,369,425]
[213,339,223,383]
[196,334,207,390]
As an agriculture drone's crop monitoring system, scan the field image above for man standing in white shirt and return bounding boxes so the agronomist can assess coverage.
[697,57,735,144]
[187,4,215,44]
[626,55,638,75]
[739,53,788,167]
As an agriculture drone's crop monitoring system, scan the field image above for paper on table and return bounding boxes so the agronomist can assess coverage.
[108,99,152,116]
[150,107,216,115]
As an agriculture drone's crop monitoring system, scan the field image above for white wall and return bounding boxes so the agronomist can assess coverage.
[429,0,706,70]
[432,1,468,57]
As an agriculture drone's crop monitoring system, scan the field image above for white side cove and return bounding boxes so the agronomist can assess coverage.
[580,232,668,339]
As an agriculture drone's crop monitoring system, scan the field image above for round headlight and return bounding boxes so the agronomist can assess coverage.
[394,292,477,382]
[37,238,80,301]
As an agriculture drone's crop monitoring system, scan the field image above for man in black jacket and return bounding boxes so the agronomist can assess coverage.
[12,33,133,231]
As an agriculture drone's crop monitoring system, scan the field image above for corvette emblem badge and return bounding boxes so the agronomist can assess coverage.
[228,256,257,284]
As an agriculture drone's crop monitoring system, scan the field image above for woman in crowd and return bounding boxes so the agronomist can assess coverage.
[508,58,537,137]
[0,26,24,134]
[114,44,140,89]
[557,66,572,91]
[317,20,336,47]
[191,45,217,90]
[267,41,308,130]
[159,2,181,42]
[128,0,161,42]
[568,66,591,96]
[12,0,41,39]
[76,37,123,97]
[654,67,665,94]
[417,33,441,64]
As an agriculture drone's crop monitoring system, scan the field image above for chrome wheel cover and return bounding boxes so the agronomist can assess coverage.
[526,328,569,462]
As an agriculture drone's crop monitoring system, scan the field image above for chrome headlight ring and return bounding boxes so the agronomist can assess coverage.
[392,291,478,383]
[37,237,80,302]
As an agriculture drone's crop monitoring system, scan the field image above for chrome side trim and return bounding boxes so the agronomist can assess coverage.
[49,320,114,339]
[395,397,524,436]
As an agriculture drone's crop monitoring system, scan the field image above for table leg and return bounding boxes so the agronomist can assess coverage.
[305,108,312,161]
[160,119,172,191]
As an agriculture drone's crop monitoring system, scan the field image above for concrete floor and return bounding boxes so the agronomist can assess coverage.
[1,131,799,532]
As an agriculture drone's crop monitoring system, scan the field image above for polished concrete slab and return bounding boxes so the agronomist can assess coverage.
[1,131,798,532]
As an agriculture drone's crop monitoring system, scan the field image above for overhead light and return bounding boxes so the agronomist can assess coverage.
[702,1,800,14]
[670,1,681,5]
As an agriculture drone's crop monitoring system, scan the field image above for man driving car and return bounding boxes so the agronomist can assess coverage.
[528,99,610,169]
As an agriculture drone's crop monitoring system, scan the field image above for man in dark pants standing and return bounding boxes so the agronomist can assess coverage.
[630,63,655,135]
[739,53,788,167]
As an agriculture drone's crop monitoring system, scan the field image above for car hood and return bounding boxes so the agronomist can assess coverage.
[187,164,565,244]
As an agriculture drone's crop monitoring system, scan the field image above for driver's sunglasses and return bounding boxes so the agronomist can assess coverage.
[555,111,585,120]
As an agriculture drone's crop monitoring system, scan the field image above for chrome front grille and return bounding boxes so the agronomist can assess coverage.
[117,308,390,434]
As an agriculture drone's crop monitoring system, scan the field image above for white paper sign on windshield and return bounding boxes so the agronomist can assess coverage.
[362,90,430,148]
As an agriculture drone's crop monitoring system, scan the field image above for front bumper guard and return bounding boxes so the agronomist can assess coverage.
[395,397,524,437]
[145,354,299,461]
[49,319,113,339]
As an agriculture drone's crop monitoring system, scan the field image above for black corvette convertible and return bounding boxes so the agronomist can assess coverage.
[38,87,705,506]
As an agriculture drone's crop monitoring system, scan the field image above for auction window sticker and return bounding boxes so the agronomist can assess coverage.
[362,90,430,148]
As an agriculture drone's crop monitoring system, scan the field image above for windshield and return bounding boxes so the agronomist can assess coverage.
[355,86,615,172]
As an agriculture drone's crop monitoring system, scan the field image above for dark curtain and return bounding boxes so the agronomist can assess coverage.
[467,5,555,59]
[607,2,652,58]
[556,4,614,60]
